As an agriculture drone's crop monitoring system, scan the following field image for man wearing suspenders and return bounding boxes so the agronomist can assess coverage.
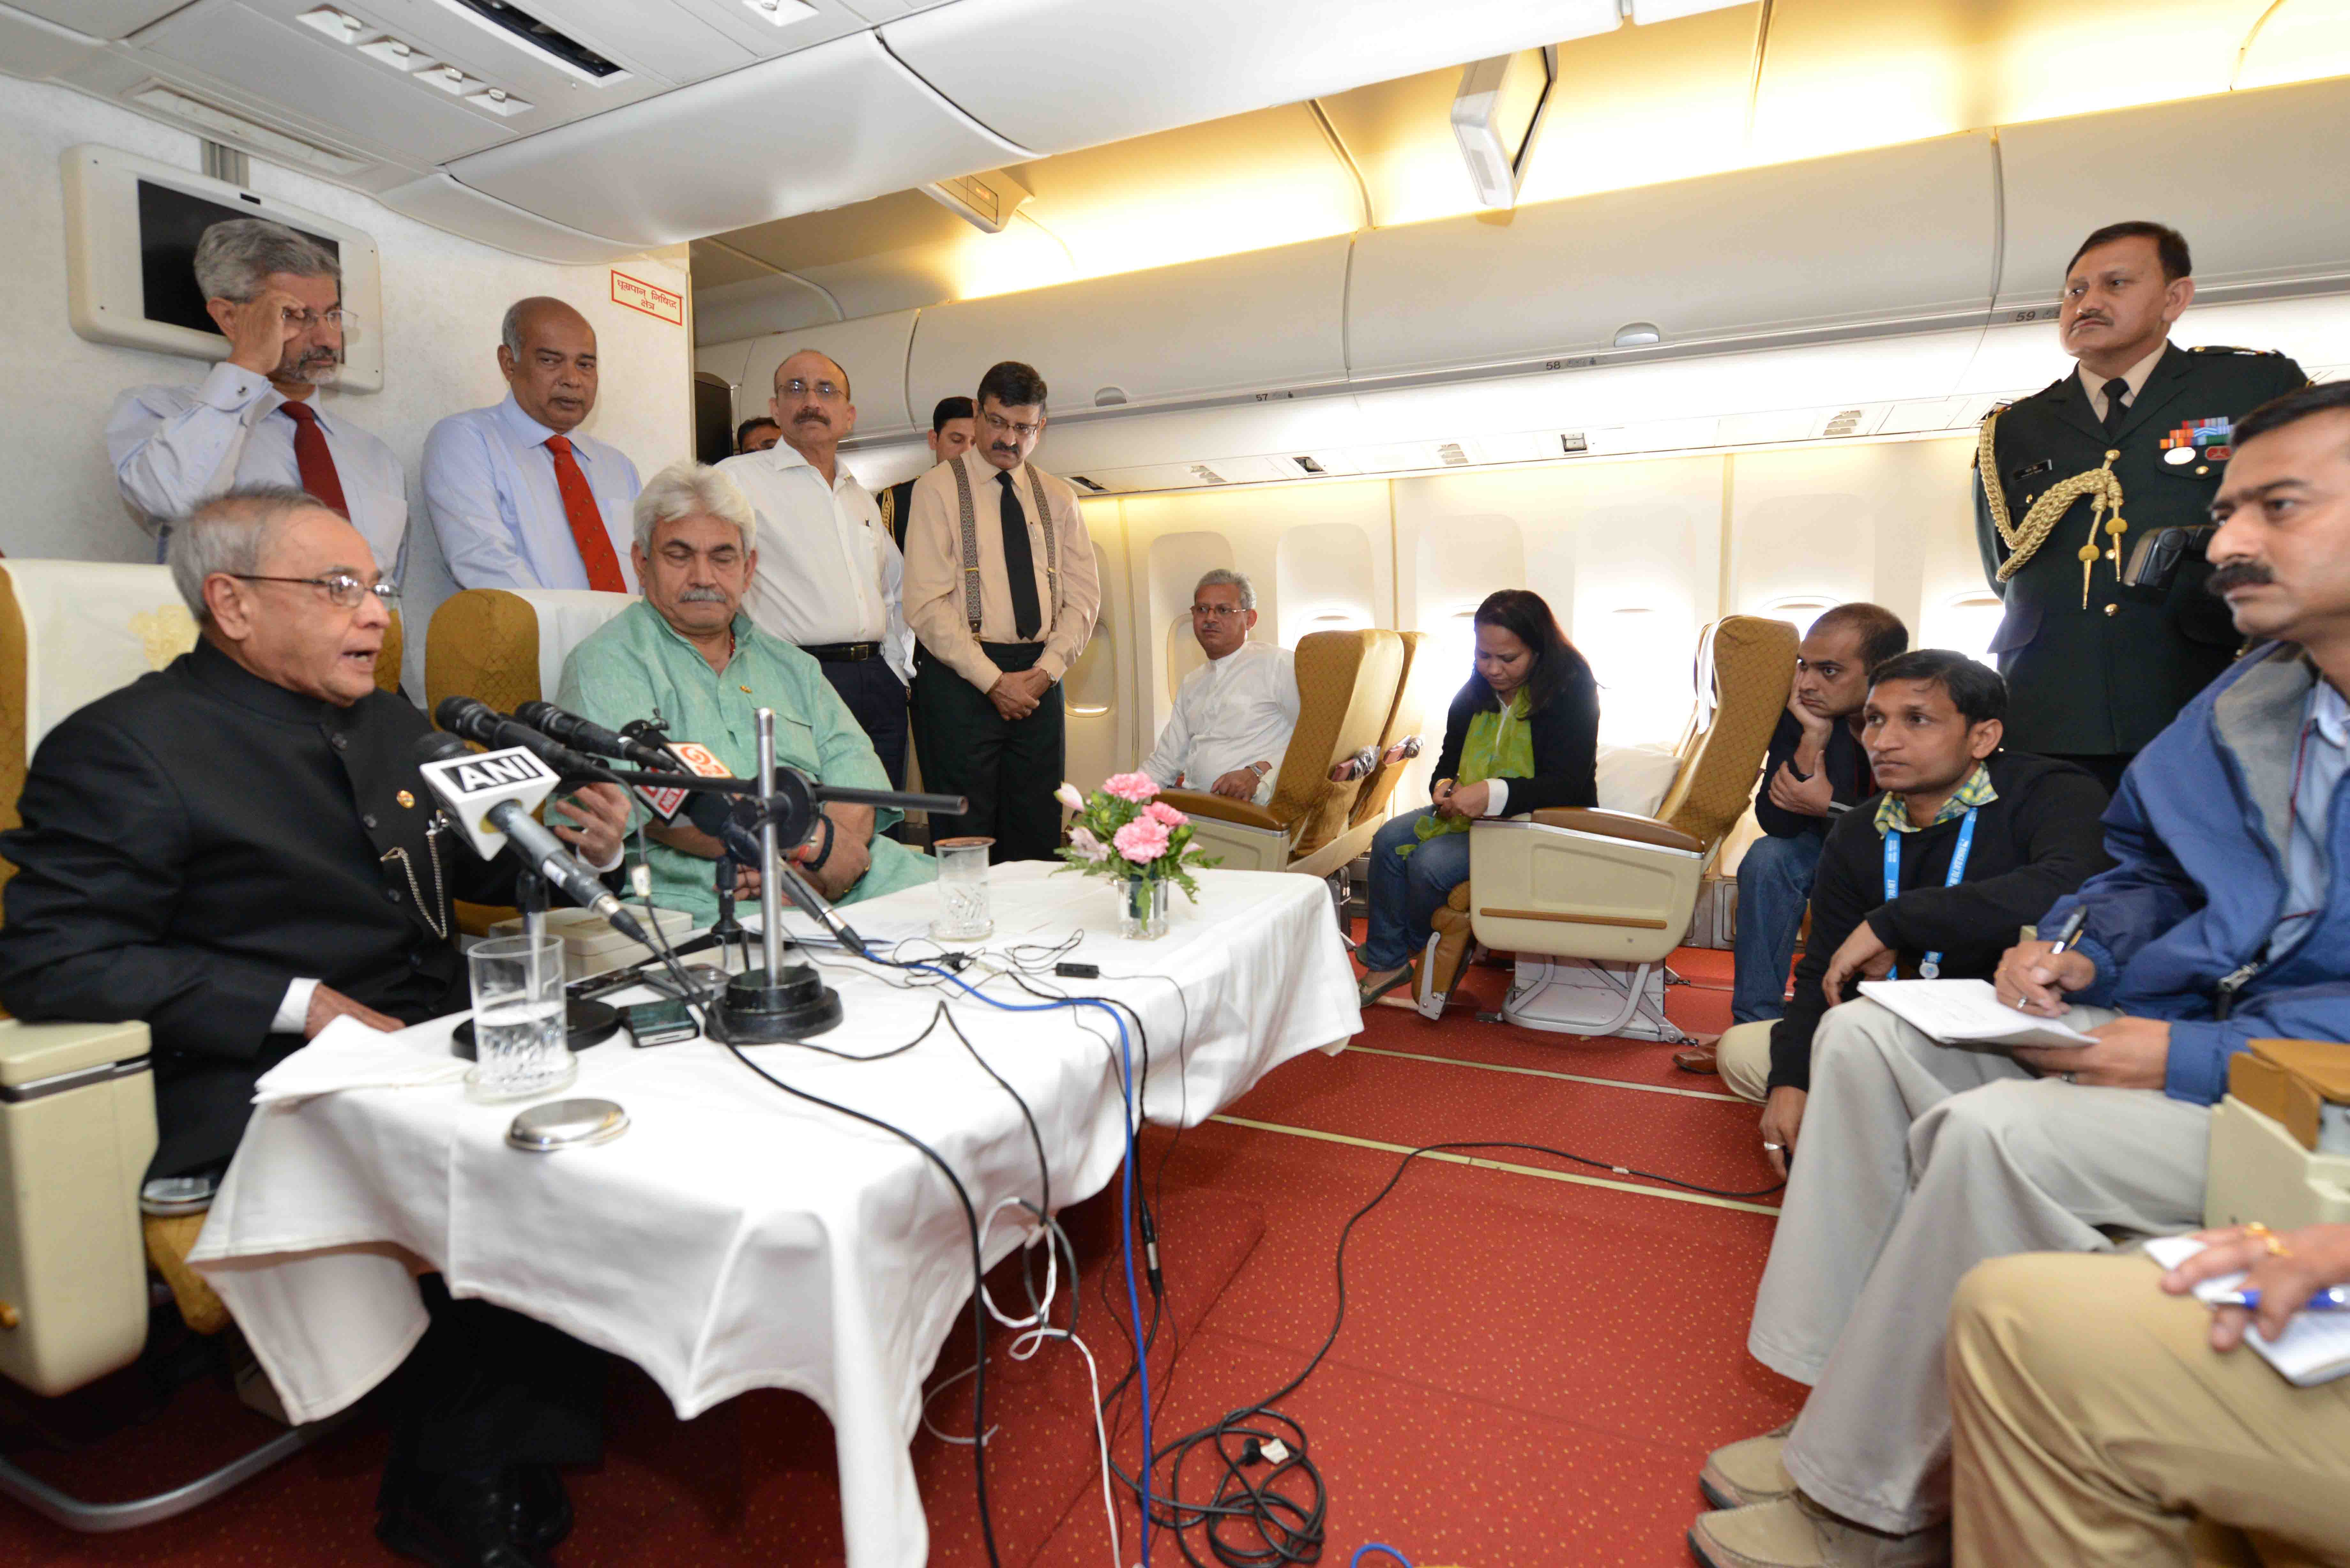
[901,361,1102,863]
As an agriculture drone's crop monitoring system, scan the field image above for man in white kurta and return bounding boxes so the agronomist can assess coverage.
[1141,569,1299,806]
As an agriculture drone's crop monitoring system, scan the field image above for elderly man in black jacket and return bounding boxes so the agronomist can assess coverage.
[0,486,633,1568]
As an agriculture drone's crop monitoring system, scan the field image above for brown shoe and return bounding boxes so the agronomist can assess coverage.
[1699,1421,1794,1510]
[1688,1496,1949,1568]
[1674,1044,1722,1075]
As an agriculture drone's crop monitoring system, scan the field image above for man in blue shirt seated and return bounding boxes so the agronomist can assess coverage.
[557,461,935,927]
[1691,378,2350,1568]
[422,298,643,593]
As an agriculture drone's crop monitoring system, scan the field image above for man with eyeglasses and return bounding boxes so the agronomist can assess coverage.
[107,219,409,584]
[1141,569,1298,805]
[903,360,1103,863]
[421,297,643,595]
[717,348,914,787]
[0,485,635,1568]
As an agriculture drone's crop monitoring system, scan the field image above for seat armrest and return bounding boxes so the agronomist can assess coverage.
[1158,789,1283,832]
[1528,808,1702,854]
[0,1018,151,1089]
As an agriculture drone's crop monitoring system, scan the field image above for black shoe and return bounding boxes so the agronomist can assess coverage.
[510,1465,573,1554]
[376,1472,549,1568]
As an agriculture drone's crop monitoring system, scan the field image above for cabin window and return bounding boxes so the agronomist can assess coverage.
[1759,594,1839,640]
[1921,591,2005,668]
[1066,625,1115,717]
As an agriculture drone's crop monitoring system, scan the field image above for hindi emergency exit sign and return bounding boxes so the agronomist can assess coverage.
[610,270,683,326]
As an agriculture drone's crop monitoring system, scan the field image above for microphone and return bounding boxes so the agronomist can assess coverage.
[435,696,620,784]
[515,700,680,771]
[413,732,650,947]
[682,789,871,959]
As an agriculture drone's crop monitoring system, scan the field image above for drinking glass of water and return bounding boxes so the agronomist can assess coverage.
[466,935,577,1102]
[930,837,994,942]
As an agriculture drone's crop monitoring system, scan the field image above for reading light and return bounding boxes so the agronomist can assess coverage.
[920,168,1035,235]
[1613,322,1664,347]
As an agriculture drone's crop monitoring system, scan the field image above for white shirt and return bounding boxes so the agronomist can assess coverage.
[1142,640,1300,807]
[421,394,642,592]
[106,360,410,579]
[717,442,911,684]
[2076,341,2170,423]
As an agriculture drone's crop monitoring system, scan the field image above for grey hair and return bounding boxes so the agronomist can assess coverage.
[166,485,324,620]
[1194,567,1257,612]
[633,461,757,554]
[192,219,338,303]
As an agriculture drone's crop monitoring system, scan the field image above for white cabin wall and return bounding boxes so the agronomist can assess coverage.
[0,76,692,575]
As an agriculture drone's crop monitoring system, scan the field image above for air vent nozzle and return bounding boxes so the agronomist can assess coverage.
[446,0,623,78]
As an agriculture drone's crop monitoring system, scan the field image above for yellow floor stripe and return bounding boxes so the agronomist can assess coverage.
[1346,1044,1748,1103]
[1207,1114,1782,1217]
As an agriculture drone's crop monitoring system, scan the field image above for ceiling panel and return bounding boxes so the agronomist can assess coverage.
[717,188,972,271]
[6,0,186,37]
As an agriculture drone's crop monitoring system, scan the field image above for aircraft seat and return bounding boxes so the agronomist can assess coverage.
[424,588,635,932]
[1157,629,1406,874]
[1290,631,1428,882]
[1415,615,1796,1034]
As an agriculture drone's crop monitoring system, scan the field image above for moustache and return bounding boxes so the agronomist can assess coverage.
[676,586,730,603]
[794,410,830,425]
[2207,559,2275,596]
[990,441,1018,453]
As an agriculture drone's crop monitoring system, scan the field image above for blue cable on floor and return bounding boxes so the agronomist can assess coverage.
[1350,1546,1414,1568]
[909,962,1158,1566]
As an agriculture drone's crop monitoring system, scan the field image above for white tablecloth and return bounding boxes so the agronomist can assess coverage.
[188,865,1358,1568]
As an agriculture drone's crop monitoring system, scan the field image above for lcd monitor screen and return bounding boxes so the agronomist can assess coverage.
[136,179,340,337]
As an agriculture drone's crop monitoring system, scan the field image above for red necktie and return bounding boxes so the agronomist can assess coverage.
[545,435,626,592]
[277,400,348,517]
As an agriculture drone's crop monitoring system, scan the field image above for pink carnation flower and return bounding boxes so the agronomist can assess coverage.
[1144,801,1188,829]
[1103,771,1160,803]
[1112,818,1171,864]
[1068,825,1111,864]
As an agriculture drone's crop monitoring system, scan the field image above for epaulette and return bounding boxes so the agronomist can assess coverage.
[2190,344,2286,357]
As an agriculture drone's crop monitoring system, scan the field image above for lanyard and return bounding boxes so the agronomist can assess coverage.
[1883,807,1978,979]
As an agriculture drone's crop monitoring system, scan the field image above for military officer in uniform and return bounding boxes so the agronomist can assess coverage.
[1976,220,2305,792]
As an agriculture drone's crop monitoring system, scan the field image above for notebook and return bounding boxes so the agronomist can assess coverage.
[1856,979,2096,1049]
[2143,1234,2350,1387]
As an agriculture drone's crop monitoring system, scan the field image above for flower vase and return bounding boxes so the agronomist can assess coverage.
[1117,875,1170,940]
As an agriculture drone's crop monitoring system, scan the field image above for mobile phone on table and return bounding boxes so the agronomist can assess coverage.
[620,997,698,1046]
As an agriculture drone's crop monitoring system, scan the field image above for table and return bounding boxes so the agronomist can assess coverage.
[188,865,1360,1568]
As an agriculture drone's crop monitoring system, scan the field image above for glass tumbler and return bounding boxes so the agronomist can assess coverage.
[930,836,995,942]
[466,935,578,1102]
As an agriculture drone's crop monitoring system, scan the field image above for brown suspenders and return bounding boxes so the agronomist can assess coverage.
[948,458,1060,637]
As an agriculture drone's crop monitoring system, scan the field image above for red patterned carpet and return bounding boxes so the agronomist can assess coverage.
[0,946,1796,1567]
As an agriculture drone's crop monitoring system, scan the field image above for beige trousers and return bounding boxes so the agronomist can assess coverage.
[1718,1019,1772,1103]
[1950,1251,2350,1568]
[1748,998,2212,1533]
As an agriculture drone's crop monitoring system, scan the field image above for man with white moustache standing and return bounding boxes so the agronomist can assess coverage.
[108,219,408,579]
[718,349,912,786]
[422,297,642,592]
[1141,569,1298,804]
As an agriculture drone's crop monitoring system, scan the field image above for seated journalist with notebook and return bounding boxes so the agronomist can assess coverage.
[1690,380,2350,1568]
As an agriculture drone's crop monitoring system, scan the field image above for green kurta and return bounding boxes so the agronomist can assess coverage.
[556,600,935,925]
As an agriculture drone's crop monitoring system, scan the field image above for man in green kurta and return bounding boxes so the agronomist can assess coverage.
[1975,220,2305,793]
[557,461,934,926]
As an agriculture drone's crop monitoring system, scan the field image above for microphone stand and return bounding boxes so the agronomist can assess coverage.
[710,851,748,971]
[709,709,845,1043]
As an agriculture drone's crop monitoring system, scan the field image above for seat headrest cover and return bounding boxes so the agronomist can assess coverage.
[1656,615,1798,854]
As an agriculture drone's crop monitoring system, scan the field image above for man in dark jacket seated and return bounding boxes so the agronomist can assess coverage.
[0,486,633,1568]
[1691,380,2350,1568]
[1680,602,1909,1077]
[1710,651,2112,1155]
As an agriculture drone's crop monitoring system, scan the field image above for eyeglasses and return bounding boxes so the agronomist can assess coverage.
[779,377,845,402]
[981,410,1043,440]
[1190,604,1245,619]
[230,571,397,609]
[278,306,354,331]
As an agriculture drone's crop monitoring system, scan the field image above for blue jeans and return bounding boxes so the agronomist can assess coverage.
[1360,811,1474,972]
[1733,831,1825,1023]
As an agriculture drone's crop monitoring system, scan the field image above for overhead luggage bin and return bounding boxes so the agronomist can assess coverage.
[906,235,1352,422]
[1997,76,2350,316]
[445,32,1029,247]
[1346,133,2000,386]
[881,0,1621,156]
[377,173,643,266]
[735,309,921,438]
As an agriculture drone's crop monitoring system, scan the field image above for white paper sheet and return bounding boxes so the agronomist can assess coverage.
[1857,978,2097,1048]
[2143,1234,2350,1386]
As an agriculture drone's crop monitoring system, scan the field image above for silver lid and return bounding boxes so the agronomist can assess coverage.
[140,1175,217,1216]
[506,1097,629,1152]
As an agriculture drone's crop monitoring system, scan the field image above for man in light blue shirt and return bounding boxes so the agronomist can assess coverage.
[421,298,642,592]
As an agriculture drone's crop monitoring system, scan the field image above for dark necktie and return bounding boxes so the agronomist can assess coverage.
[278,400,349,517]
[2100,377,2131,436]
[997,469,1042,639]
[545,435,627,592]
